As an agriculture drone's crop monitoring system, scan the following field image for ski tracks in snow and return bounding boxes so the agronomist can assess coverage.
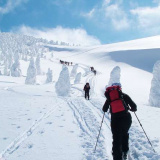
[67,98,108,160]
[70,64,160,159]
[0,98,66,160]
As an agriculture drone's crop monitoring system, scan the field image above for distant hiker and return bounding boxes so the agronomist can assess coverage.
[102,83,137,160]
[60,60,64,64]
[93,70,96,75]
[83,83,90,100]
[91,67,94,71]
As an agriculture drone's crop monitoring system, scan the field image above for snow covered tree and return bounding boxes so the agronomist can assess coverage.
[25,57,36,85]
[4,60,9,76]
[46,68,53,83]
[108,66,121,86]
[24,54,28,61]
[55,66,70,96]
[74,72,81,84]
[149,60,160,107]
[10,59,22,77]
[8,54,13,69]
[70,64,78,77]
[36,54,41,75]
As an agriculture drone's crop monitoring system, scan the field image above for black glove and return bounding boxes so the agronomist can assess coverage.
[130,108,137,112]
[102,108,107,112]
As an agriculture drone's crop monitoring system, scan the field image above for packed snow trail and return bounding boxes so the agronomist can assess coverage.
[66,97,109,160]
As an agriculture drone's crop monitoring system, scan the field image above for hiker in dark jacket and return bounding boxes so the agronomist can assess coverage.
[102,83,137,160]
[83,83,90,100]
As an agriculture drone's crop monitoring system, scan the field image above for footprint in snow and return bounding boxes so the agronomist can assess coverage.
[3,137,8,140]
[39,130,45,134]
[46,122,52,125]
[17,126,21,129]
[28,143,33,149]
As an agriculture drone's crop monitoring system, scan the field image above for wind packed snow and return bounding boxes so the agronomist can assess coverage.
[0,33,160,160]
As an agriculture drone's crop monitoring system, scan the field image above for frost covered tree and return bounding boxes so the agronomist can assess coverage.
[36,55,41,75]
[149,60,160,107]
[8,54,13,69]
[46,68,53,83]
[24,54,28,61]
[25,57,36,84]
[70,64,78,77]
[55,66,70,96]
[74,72,81,84]
[108,66,121,86]
[4,60,9,76]
[10,59,22,77]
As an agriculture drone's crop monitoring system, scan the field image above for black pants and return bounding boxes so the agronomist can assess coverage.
[111,112,132,160]
[85,91,89,100]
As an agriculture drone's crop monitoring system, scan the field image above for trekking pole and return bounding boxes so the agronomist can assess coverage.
[94,112,105,152]
[134,112,156,153]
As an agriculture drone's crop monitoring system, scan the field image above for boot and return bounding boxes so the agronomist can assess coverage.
[122,152,128,160]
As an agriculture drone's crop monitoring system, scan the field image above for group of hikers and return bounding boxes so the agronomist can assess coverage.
[59,59,137,159]
[60,60,73,66]
[83,82,137,160]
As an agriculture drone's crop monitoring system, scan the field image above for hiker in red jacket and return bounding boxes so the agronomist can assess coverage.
[102,83,137,160]
[83,83,90,100]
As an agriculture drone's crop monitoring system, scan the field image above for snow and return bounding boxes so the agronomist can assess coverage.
[0,33,160,160]
[55,66,71,96]
[74,72,81,84]
[108,66,121,87]
[149,60,160,107]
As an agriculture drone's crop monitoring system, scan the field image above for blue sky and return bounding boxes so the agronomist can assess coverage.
[0,0,160,45]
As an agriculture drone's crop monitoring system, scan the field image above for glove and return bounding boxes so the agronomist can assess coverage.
[130,108,137,112]
[102,108,107,112]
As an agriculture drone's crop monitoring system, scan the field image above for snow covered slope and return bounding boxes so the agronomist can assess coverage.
[0,33,160,160]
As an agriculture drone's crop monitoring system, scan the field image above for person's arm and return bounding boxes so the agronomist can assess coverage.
[123,93,137,112]
[102,100,110,112]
